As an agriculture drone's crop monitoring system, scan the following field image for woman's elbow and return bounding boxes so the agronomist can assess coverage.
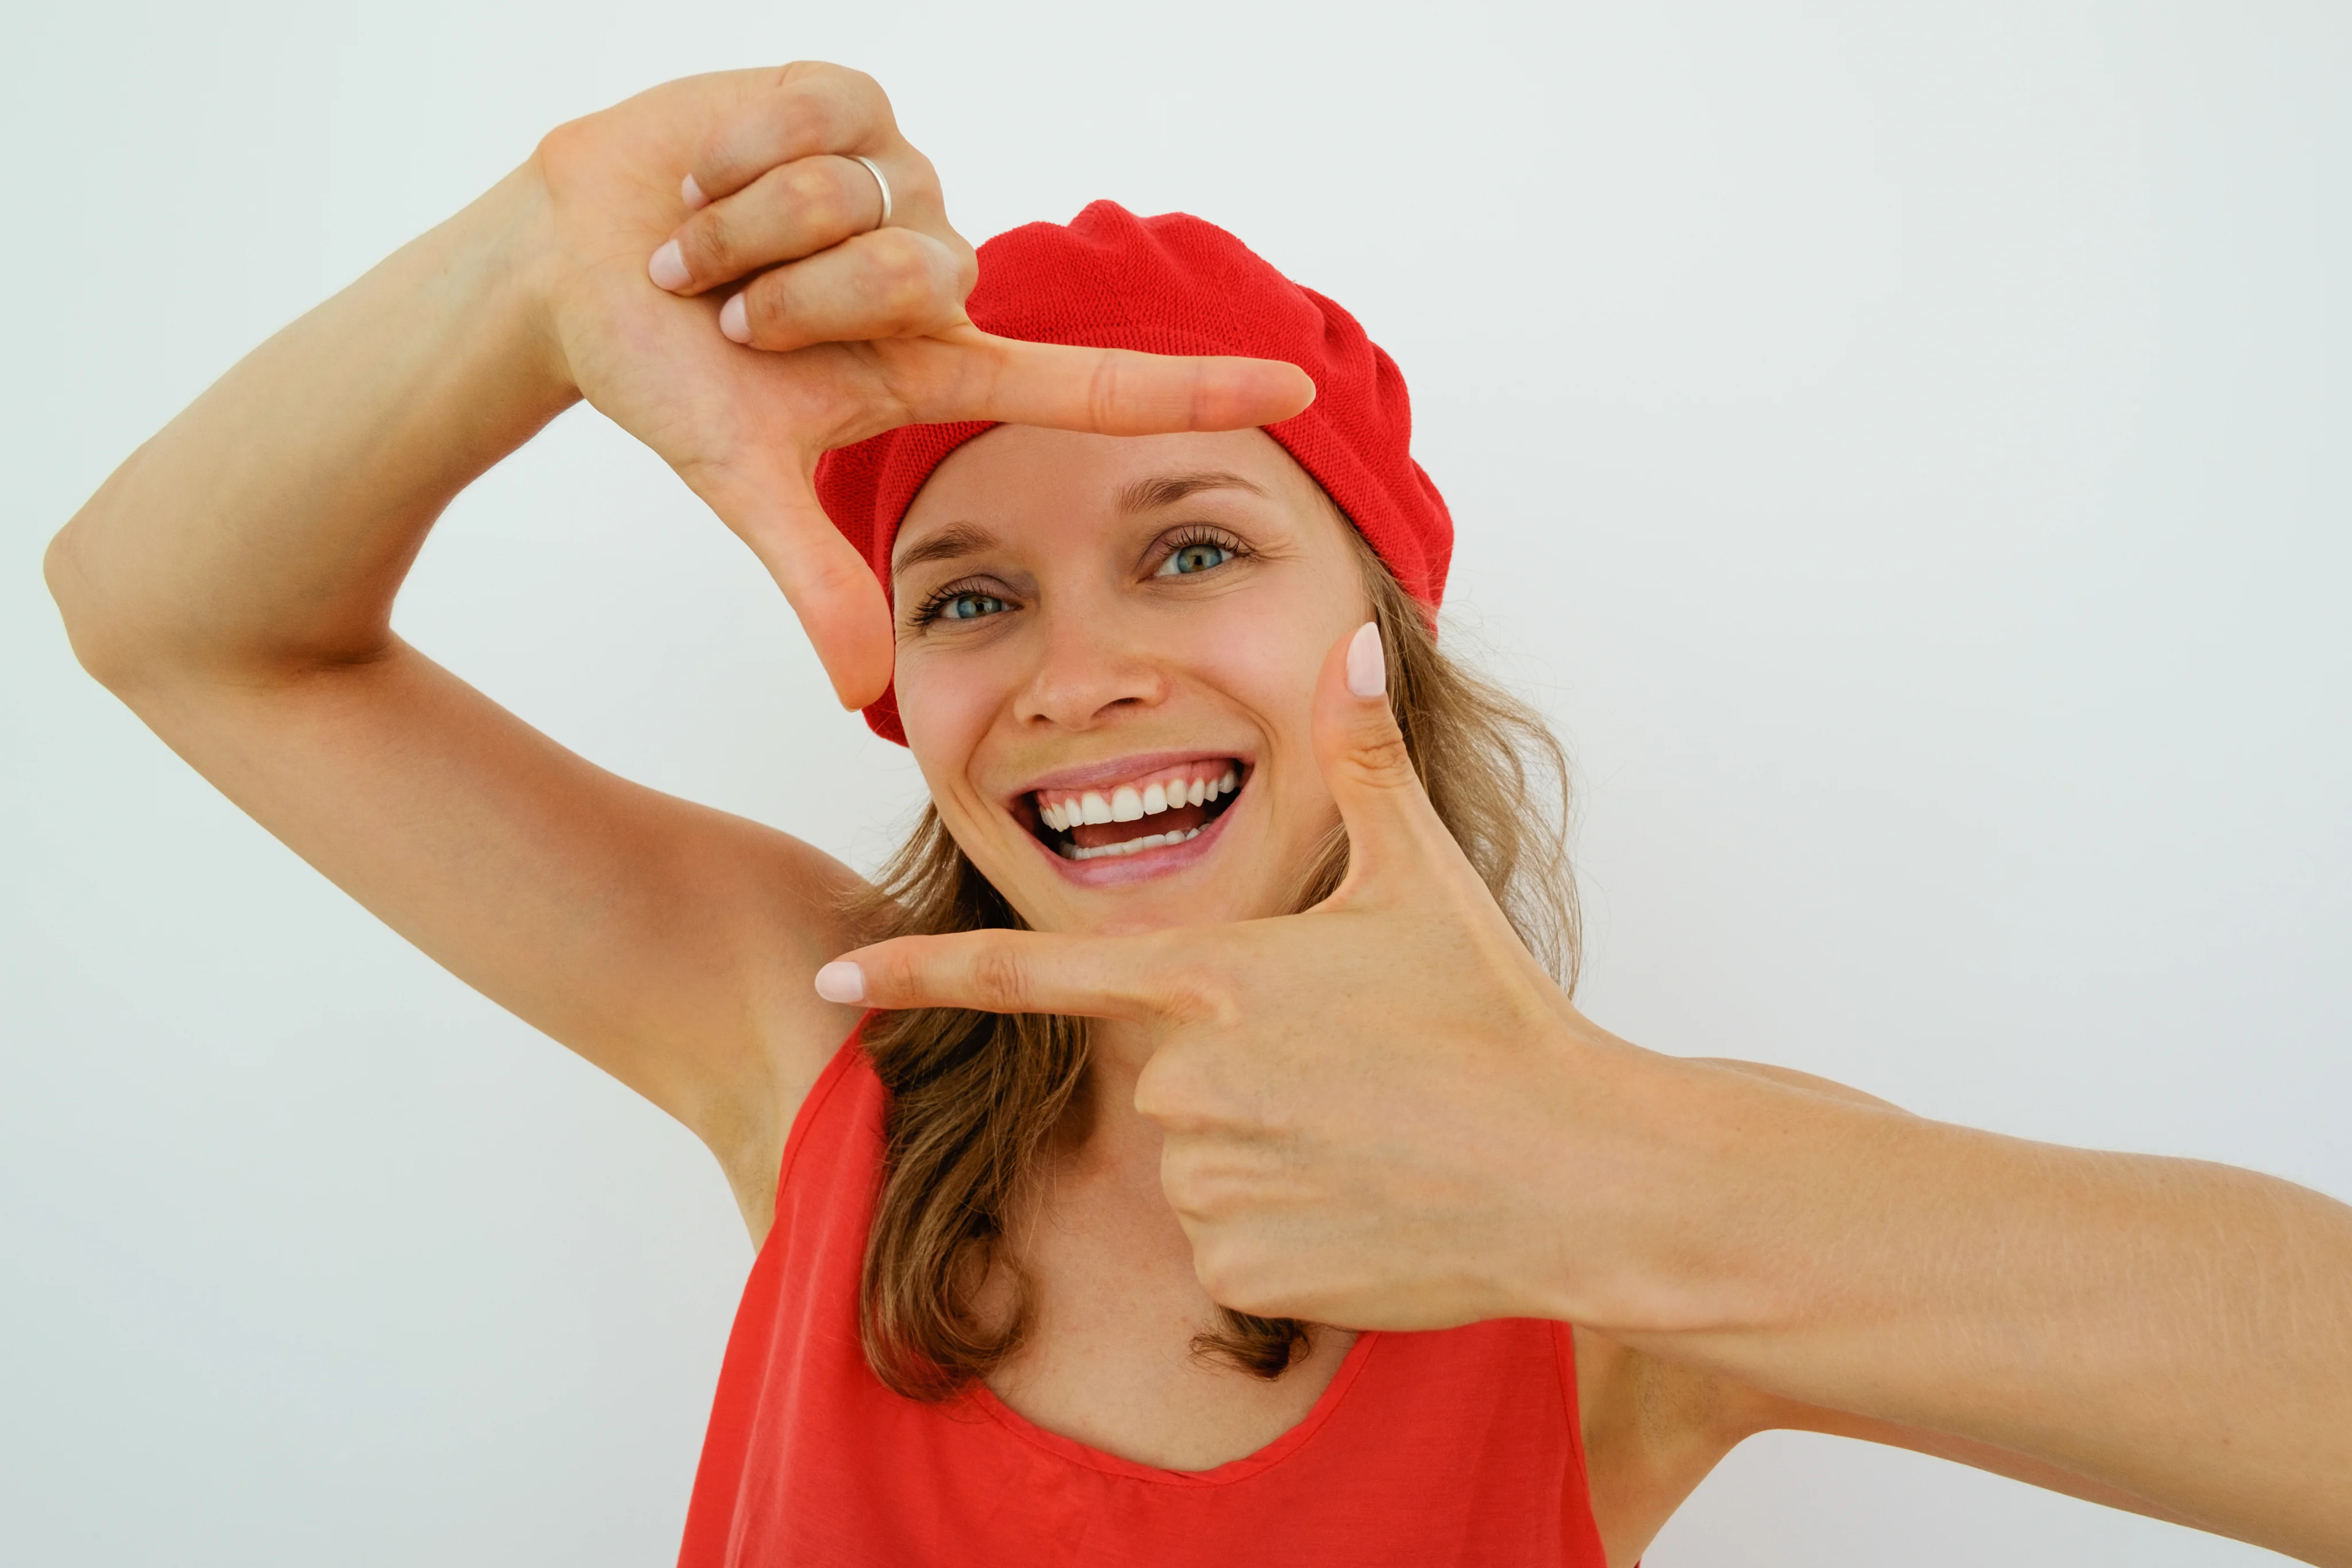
[42,516,141,694]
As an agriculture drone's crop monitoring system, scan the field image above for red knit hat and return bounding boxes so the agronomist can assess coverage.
[815,200,1452,744]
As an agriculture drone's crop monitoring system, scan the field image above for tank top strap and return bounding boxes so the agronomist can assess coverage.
[773,1013,883,1211]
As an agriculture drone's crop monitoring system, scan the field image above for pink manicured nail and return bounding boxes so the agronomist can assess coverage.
[718,293,751,343]
[814,961,865,1004]
[647,240,690,292]
[681,172,709,210]
[1345,621,1386,699]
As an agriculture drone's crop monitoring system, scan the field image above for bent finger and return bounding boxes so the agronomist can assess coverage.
[687,62,892,204]
[819,929,1190,1020]
[900,330,1317,435]
[724,227,971,353]
[653,154,893,296]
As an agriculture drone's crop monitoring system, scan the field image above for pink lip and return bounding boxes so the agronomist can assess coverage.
[1029,777,1246,888]
[1007,748,1252,802]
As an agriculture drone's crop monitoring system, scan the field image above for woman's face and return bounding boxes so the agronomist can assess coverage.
[891,425,1371,936]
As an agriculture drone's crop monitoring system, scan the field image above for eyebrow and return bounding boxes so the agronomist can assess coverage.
[892,521,1000,578]
[1116,469,1269,514]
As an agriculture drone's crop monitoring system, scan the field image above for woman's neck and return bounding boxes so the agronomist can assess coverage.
[1039,1020,1157,1189]
[1061,1016,1164,1184]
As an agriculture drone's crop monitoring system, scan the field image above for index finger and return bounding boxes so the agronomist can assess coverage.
[896,328,1317,435]
[818,928,1190,1019]
[689,62,895,206]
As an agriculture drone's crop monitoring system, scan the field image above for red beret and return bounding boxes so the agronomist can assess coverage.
[815,200,1451,744]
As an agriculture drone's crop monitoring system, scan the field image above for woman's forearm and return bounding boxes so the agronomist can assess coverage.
[47,162,574,690]
[1568,1050,2352,1562]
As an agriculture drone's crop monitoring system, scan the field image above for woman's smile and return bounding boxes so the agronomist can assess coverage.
[1013,752,1252,885]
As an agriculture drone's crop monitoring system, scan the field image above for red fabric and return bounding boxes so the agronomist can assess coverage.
[815,201,1454,744]
[676,1024,1609,1567]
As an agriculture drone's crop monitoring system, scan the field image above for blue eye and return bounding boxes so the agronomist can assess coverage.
[938,591,1008,621]
[1158,541,1233,576]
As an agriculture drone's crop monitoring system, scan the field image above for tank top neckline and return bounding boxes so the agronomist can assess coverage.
[795,1020,1388,1490]
[959,1325,1384,1488]
[683,1014,1611,1565]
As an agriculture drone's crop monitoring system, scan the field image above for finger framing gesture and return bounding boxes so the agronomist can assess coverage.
[562,63,1316,708]
[822,622,1592,1330]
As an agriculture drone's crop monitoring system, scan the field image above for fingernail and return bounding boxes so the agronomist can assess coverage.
[647,240,690,292]
[718,293,751,343]
[680,172,709,210]
[814,961,865,1004]
[1345,621,1386,699]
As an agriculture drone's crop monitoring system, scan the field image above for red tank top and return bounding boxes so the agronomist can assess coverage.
[678,1025,1610,1566]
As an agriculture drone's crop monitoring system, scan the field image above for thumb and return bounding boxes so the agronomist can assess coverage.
[683,456,895,711]
[1312,620,1450,899]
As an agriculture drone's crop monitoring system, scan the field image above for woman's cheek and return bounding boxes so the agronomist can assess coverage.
[894,649,999,805]
[1179,594,1343,735]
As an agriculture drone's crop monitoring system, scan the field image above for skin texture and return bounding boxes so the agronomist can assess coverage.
[892,424,1367,940]
[891,423,1372,1472]
[42,62,2352,1568]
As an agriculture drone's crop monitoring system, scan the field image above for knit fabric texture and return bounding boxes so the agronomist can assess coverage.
[814,200,1452,744]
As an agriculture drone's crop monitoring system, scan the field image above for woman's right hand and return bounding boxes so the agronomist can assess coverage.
[528,64,1314,708]
[52,64,1317,1237]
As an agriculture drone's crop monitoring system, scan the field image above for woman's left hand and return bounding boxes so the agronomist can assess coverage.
[826,624,2352,1563]
[826,621,1630,1331]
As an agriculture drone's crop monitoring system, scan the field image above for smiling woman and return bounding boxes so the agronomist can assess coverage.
[38,58,2352,1568]
[891,436,1333,901]
[850,418,1576,1397]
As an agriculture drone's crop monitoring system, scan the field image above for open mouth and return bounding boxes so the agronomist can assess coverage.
[1026,758,1246,862]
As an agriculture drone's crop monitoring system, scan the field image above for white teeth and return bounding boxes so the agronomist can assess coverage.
[1032,764,1245,839]
[1063,826,1202,861]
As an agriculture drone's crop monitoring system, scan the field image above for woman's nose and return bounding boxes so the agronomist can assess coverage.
[1013,609,1170,730]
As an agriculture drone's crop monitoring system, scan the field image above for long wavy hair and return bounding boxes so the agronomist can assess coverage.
[848,526,1580,1398]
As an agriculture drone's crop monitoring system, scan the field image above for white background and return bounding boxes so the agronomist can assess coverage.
[3,1,2344,1562]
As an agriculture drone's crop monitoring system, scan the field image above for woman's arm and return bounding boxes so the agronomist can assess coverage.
[1576,1319,2212,1566]
[1569,1049,2352,1564]
[45,65,1313,1233]
[42,157,869,1226]
[1576,1064,2220,1565]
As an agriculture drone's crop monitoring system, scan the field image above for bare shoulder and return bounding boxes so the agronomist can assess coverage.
[1685,1056,1909,1113]
[1574,1326,1779,1566]
[1573,1062,2200,1550]
[668,802,876,1240]
[1574,1057,1909,1563]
